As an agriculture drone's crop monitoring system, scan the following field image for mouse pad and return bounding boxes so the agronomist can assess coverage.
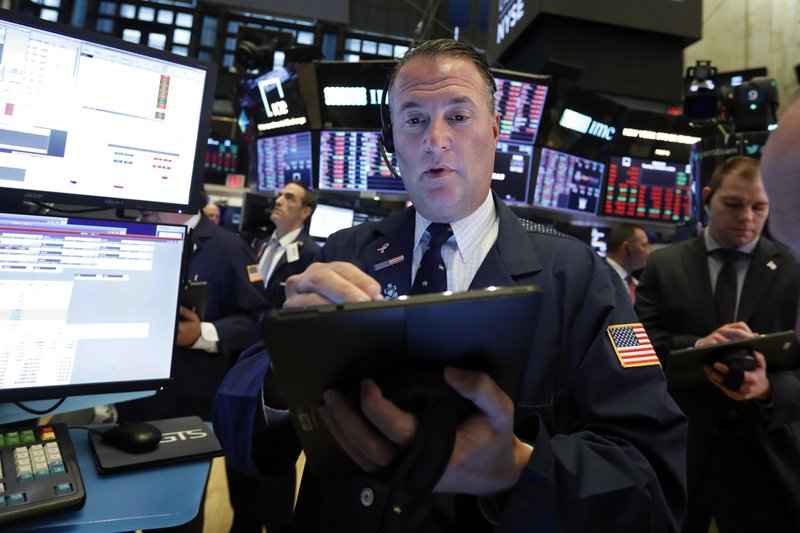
[88,416,223,474]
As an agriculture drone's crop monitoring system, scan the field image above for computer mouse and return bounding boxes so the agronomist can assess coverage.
[101,422,162,454]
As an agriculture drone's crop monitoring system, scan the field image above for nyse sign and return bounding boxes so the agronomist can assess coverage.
[496,0,525,45]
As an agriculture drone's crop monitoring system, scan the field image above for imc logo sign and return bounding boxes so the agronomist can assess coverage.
[559,108,616,141]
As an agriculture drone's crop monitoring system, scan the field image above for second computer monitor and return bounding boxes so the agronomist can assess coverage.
[602,155,692,222]
[317,130,405,195]
[254,131,314,192]
[531,147,605,215]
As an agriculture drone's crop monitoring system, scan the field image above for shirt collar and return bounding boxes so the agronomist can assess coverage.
[272,226,303,248]
[185,213,201,230]
[413,191,495,261]
[704,229,759,256]
[605,256,628,280]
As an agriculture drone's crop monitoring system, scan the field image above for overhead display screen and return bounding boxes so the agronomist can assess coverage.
[531,147,604,215]
[602,155,692,222]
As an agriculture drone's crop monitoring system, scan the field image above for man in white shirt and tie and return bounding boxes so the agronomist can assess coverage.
[604,222,650,303]
[229,180,321,533]
[255,180,322,310]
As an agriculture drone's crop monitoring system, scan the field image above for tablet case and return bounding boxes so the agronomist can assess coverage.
[88,416,223,474]
[666,330,798,388]
[261,285,542,478]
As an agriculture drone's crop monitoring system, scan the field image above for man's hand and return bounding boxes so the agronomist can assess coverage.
[703,350,772,401]
[177,305,202,346]
[284,262,383,308]
[696,322,755,347]
[318,368,532,497]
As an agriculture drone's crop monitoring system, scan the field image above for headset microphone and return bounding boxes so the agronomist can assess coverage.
[378,75,402,181]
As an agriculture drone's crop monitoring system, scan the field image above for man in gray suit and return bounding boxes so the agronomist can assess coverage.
[636,155,800,533]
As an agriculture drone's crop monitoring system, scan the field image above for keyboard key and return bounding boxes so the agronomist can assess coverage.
[54,483,72,496]
[20,431,35,444]
[7,493,25,506]
[5,433,20,446]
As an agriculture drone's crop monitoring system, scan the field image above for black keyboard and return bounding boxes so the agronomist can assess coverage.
[0,423,86,526]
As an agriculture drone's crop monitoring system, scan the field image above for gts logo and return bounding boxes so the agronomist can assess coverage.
[160,429,207,443]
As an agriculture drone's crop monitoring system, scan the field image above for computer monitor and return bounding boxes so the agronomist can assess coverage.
[0,9,216,212]
[203,137,241,184]
[308,203,355,241]
[602,155,693,222]
[0,211,187,401]
[492,141,534,204]
[317,130,405,195]
[492,68,550,146]
[315,60,394,129]
[238,65,309,135]
[531,147,605,215]
[253,131,314,192]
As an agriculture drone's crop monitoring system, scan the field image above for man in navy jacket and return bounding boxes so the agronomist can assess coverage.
[245,39,687,532]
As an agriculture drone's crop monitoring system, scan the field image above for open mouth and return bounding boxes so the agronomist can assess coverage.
[424,165,453,177]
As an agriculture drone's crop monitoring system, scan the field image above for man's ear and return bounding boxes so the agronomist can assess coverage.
[701,186,712,206]
[300,206,313,222]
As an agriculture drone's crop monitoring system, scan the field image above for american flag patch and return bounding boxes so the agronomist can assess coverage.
[607,323,660,368]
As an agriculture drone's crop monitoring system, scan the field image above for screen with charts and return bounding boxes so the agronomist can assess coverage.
[493,70,549,146]
[0,10,215,211]
[204,137,240,177]
[0,212,187,401]
[491,141,534,203]
[602,156,693,222]
[254,131,314,191]
[317,130,405,194]
[532,147,605,215]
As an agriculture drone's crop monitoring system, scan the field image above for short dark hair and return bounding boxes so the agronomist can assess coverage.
[287,180,317,220]
[706,156,761,203]
[389,39,497,114]
[607,223,646,253]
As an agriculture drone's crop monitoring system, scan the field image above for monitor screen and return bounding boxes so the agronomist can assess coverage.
[602,155,693,222]
[315,60,393,129]
[204,137,241,179]
[492,141,534,204]
[0,211,187,401]
[318,130,404,194]
[531,147,605,215]
[0,10,216,212]
[492,69,549,146]
[238,65,309,135]
[308,203,355,240]
[254,131,314,191]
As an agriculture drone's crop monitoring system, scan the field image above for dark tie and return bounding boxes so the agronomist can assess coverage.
[714,248,741,326]
[411,223,453,295]
[625,275,636,304]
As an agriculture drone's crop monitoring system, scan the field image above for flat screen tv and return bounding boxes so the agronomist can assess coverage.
[0,9,216,212]
[0,211,187,401]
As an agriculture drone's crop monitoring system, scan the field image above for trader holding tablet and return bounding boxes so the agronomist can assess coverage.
[249,40,687,532]
[635,156,800,533]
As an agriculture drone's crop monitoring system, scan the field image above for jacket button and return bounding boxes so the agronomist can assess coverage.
[360,487,374,507]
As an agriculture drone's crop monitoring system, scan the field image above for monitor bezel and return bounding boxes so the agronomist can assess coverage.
[0,211,188,402]
[0,9,217,213]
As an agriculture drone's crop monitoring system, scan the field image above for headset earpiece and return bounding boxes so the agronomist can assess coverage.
[379,76,394,153]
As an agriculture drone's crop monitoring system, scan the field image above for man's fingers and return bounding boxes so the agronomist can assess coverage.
[443,368,511,427]
[359,379,417,447]
[285,262,382,307]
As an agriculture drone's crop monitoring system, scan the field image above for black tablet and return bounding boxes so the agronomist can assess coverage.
[666,330,798,388]
[260,285,541,477]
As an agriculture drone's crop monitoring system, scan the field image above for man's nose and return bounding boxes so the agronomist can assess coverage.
[425,117,451,152]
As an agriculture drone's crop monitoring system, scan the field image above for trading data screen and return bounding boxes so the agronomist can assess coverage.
[494,76,549,145]
[318,130,404,194]
[205,138,239,175]
[603,156,692,222]
[532,147,605,215]
[0,212,185,399]
[491,141,534,203]
[254,131,314,191]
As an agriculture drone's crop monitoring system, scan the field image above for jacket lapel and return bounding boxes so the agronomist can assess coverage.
[738,239,780,322]
[683,237,717,331]
[470,196,542,289]
[363,209,416,298]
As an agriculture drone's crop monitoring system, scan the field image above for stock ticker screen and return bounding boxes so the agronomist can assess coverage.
[602,156,692,222]
[494,75,549,145]
[491,141,534,203]
[254,131,314,191]
[532,147,605,215]
[317,130,404,194]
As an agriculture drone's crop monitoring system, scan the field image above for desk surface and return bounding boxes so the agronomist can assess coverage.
[6,428,210,532]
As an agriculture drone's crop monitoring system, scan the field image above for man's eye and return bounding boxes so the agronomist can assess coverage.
[452,114,467,121]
